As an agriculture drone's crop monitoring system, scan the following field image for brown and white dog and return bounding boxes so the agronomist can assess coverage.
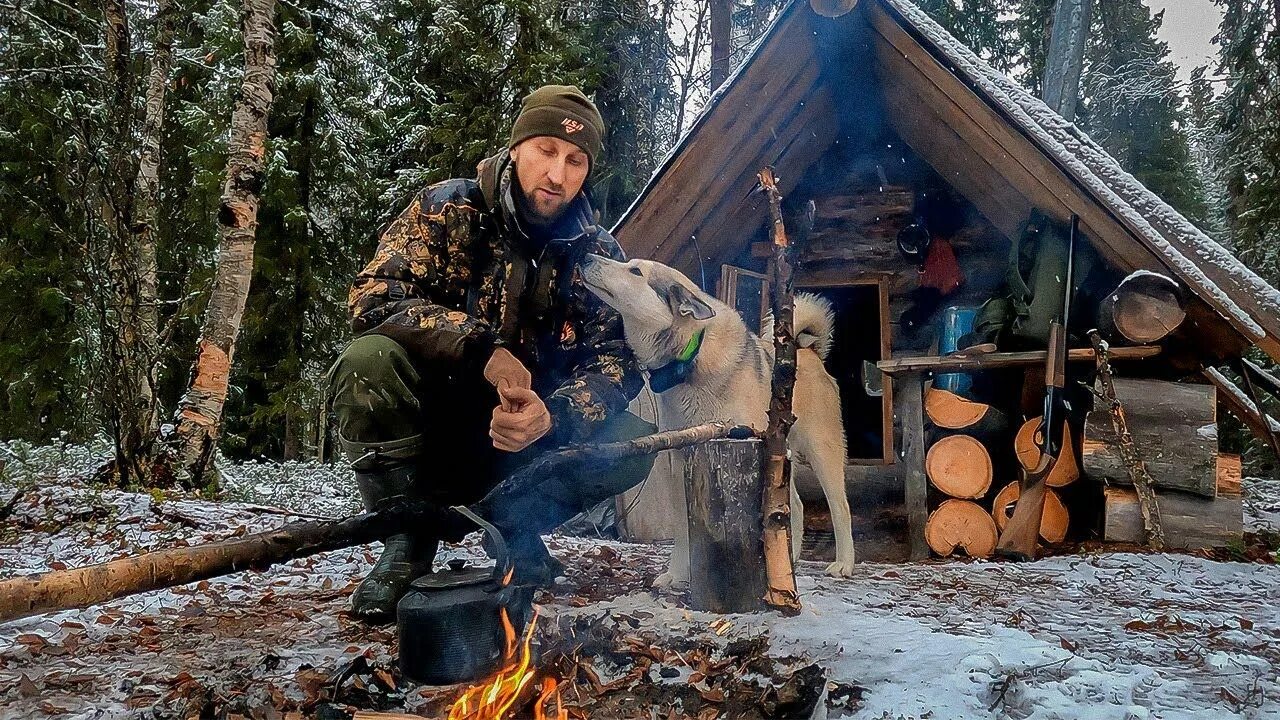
[579,254,855,588]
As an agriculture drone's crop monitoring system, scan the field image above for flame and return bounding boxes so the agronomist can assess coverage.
[446,607,567,720]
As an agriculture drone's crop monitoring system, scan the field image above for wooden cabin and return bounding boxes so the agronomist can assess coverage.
[609,0,1280,560]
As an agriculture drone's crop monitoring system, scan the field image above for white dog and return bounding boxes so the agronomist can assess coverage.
[579,254,855,588]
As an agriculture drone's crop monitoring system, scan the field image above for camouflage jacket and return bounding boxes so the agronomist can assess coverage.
[347,150,643,445]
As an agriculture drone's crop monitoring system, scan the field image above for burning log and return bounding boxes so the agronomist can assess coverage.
[0,422,753,625]
[991,481,1069,544]
[1097,271,1186,345]
[758,166,801,615]
[683,438,768,613]
[924,434,993,499]
[924,499,998,557]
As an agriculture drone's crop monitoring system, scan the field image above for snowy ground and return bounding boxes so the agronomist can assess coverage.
[1,440,1278,719]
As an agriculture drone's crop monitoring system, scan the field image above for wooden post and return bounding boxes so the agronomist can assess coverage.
[683,438,767,613]
[1088,331,1165,549]
[758,167,801,614]
[900,372,930,560]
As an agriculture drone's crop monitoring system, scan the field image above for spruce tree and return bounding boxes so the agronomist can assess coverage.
[1079,0,1208,223]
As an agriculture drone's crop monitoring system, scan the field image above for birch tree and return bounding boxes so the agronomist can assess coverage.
[170,0,279,487]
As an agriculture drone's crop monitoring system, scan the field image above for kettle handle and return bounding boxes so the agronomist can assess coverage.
[449,506,512,584]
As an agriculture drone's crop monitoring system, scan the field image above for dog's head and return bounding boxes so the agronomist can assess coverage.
[579,254,716,368]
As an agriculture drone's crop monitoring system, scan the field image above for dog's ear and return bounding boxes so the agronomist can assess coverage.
[669,284,716,320]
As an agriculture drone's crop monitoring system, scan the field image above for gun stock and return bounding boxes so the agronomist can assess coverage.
[995,454,1053,560]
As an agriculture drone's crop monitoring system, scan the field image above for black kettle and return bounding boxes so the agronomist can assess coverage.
[396,506,534,686]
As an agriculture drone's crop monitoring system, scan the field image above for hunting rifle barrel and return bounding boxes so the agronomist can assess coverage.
[0,421,755,624]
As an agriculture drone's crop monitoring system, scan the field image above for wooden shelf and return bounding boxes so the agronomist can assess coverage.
[877,346,1160,375]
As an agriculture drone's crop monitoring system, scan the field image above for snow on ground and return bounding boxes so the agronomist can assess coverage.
[1,443,1278,719]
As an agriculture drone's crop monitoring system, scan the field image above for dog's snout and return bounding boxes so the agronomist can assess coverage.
[581,253,603,269]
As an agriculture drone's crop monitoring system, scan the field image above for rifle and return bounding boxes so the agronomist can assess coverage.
[996,214,1078,561]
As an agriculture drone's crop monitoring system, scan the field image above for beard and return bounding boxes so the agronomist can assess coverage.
[519,184,571,225]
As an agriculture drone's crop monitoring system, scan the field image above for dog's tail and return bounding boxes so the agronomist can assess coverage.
[761,293,836,360]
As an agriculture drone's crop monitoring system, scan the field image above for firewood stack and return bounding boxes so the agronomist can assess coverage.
[921,387,1078,558]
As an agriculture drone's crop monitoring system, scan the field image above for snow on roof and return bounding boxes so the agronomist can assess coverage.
[615,0,1280,350]
[882,0,1280,340]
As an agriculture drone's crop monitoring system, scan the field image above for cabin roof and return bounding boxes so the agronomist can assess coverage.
[611,0,1280,363]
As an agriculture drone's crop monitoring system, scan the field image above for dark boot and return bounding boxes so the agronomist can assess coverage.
[351,465,437,624]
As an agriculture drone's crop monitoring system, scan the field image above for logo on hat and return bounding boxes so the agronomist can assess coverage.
[561,117,585,134]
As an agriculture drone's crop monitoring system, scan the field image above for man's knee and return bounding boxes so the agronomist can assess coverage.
[328,334,423,447]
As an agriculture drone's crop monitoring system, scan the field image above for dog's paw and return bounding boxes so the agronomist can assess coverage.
[825,559,856,578]
[654,570,690,590]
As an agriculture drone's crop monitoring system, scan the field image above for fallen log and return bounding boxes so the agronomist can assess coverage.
[0,422,754,625]
[925,434,993,499]
[924,499,998,558]
[991,481,1069,544]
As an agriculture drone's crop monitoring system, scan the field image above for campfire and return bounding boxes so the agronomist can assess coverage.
[446,607,566,720]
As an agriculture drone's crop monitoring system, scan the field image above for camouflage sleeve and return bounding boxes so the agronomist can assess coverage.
[545,228,645,444]
[347,185,500,375]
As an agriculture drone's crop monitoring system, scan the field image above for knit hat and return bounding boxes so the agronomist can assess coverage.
[509,85,604,170]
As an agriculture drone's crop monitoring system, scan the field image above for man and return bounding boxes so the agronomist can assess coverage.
[328,85,656,623]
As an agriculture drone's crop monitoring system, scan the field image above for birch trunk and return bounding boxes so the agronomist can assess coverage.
[171,0,279,487]
[757,167,800,615]
[105,0,177,485]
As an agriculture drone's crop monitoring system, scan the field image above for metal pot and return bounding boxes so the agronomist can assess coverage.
[396,507,533,685]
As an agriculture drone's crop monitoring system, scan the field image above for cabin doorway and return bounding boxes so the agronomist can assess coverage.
[719,266,893,464]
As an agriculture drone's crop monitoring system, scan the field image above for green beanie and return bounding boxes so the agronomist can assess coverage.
[509,85,604,170]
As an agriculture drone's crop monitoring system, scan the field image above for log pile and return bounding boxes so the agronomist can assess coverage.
[921,387,1004,557]
[921,386,1084,558]
[1084,377,1242,549]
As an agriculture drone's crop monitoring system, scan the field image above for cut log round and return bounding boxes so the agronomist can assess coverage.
[991,481,1069,543]
[924,499,999,557]
[1014,417,1080,487]
[1097,272,1186,344]
[925,434,993,498]
[925,387,988,429]
[810,0,859,17]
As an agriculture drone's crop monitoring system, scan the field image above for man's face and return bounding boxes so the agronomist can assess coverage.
[510,136,589,223]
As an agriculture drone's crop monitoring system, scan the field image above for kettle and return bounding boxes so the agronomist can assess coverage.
[396,506,534,686]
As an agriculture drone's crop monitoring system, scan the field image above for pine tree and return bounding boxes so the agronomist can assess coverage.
[1215,0,1280,282]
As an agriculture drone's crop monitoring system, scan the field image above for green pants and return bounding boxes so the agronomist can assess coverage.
[327,334,656,531]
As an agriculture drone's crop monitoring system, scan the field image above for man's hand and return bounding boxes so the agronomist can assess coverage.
[490,386,552,452]
[484,347,532,400]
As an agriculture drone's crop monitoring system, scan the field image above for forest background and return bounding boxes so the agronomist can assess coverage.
[1,0,1277,485]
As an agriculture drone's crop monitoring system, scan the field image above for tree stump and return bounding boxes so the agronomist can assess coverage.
[991,481,1069,543]
[924,499,998,557]
[1014,417,1080,487]
[683,438,767,613]
[925,435,993,499]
